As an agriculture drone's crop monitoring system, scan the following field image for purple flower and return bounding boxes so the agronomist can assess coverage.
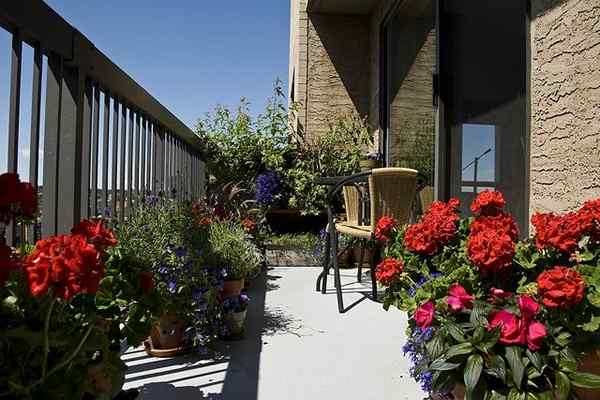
[192,288,205,301]
[145,195,159,206]
[167,281,177,294]
[255,172,280,205]
[174,246,187,258]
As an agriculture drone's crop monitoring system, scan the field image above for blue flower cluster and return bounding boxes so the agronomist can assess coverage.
[255,172,280,205]
[403,326,436,394]
[408,271,444,297]
[222,294,250,313]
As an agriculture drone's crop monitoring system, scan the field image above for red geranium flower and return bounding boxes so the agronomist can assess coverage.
[374,216,397,242]
[375,258,403,286]
[487,296,546,351]
[470,212,519,241]
[241,217,257,233]
[0,244,20,286]
[579,199,600,241]
[447,284,474,312]
[197,216,212,226]
[404,199,461,255]
[531,212,588,255]
[414,301,435,328]
[0,173,37,223]
[72,219,117,250]
[470,190,506,216]
[537,266,585,309]
[24,234,104,301]
[139,271,155,295]
[468,227,515,276]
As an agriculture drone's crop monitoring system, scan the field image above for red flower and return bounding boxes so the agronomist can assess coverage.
[24,234,104,301]
[197,216,212,226]
[579,199,600,241]
[139,271,155,295]
[531,212,588,254]
[72,219,117,250]
[214,205,230,221]
[414,301,435,328]
[537,266,585,309]
[468,227,515,276]
[374,216,397,242]
[447,284,474,312]
[488,310,526,346]
[241,217,256,233]
[470,212,519,241]
[0,173,37,223]
[0,244,20,286]
[470,190,506,216]
[404,199,461,255]
[375,258,404,286]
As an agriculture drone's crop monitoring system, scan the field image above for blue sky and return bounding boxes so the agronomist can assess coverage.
[0,0,290,177]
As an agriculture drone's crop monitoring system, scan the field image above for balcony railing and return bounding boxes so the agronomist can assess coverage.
[0,0,205,244]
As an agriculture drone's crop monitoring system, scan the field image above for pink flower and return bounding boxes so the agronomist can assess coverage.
[488,310,526,346]
[526,322,547,351]
[447,284,474,312]
[518,295,540,323]
[490,287,513,298]
[414,302,435,328]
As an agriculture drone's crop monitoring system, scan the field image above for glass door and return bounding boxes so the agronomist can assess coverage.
[439,0,528,232]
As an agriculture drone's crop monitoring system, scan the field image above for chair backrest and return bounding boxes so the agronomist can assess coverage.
[342,185,361,225]
[369,167,418,229]
[419,186,435,214]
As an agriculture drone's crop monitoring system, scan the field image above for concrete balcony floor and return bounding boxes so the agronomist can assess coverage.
[122,266,425,399]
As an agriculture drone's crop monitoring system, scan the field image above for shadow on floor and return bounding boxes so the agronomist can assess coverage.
[125,267,303,400]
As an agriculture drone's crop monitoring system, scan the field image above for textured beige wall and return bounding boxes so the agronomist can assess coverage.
[530,0,600,214]
[304,14,371,141]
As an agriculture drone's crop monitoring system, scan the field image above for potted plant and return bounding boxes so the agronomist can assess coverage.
[208,220,262,299]
[360,151,382,171]
[221,294,250,336]
[375,190,600,399]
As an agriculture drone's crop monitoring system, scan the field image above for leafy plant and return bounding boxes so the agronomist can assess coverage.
[208,220,262,281]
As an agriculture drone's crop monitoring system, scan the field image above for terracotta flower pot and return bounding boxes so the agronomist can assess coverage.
[150,314,185,349]
[451,384,466,399]
[573,350,600,400]
[221,279,244,299]
[223,309,247,335]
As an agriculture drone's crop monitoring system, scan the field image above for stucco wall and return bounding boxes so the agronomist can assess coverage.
[304,14,371,141]
[530,0,600,214]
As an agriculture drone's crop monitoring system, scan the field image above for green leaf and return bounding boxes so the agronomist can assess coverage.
[446,321,467,342]
[429,359,461,371]
[486,355,507,383]
[485,391,507,400]
[445,342,475,359]
[507,388,526,400]
[525,349,544,372]
[472,326,485,344]
[555,371,570,400]
[477,327,501,353]
[555,331,572,347]
[464,354,484,397]
[426,334,445,360]
[506,346,525,389]
[569,371,600,389]
[558,348,577,372]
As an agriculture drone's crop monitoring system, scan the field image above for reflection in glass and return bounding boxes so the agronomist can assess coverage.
[461,124,495,193]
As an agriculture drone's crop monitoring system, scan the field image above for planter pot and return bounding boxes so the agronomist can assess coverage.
[574,351,600,400]
[150,314,185,349]
[451,384,465,400]
[353,245,373,267]
[222,279,245,299]
[360,159,380,171]
[223,309,248,335]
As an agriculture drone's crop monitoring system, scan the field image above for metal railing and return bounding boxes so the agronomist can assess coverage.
[1,0,206,244]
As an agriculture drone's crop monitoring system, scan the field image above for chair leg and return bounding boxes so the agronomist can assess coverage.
[370,243,378,301]
[318,227,332,294]
[332,231,344,313]
[357,239,365,283]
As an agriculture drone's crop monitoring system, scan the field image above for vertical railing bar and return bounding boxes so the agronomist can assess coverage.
[127,108,134,217]
[28,43,43,243]
[91,84,100,216]
[119,104,127,221]
[6,31,23,245]
[101,89,110,214]
[140,117,147,198]
[158,126,165,196]
[80,80,93,221]
[134,113,141,208]
[147,122,153,195]
[42,54,62,238]
[165,133,171,198]
[152,123,158,195]
[111,98,119,220]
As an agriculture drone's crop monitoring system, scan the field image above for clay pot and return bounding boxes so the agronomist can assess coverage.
[353,245,372,267]
[221,279,244,299]
[451,384,466,399]
[223,310,247,335]
[150,314,185,349]
[573,351,600,400]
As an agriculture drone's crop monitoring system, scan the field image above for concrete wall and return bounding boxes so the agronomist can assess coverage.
[529,0,600,214]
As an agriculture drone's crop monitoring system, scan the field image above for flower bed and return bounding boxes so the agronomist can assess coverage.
[375,190,600,399]
[0,173,265,398]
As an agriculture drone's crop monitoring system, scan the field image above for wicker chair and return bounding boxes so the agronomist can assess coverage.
[418,185,434,215]
[331,168,418,313]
